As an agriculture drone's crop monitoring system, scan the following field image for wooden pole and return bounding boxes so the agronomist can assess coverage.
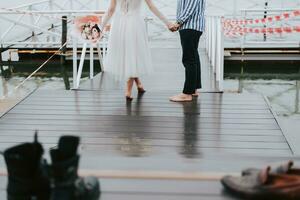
[61,16,70,90]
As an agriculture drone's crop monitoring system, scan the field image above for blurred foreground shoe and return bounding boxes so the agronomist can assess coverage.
[2,133,50,200]
[50,136,100,200]
[242,160,300,176]
[221,166,300,200]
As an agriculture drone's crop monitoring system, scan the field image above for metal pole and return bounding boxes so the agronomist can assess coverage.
[90,45,94,79]
[61,16,70,90]
[97,44,104,72]
[296,81,300,114]
[76,43,87,89]
[0,46,3,77]
[72,38,78,88]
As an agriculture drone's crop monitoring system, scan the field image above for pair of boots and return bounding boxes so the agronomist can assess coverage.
[1,133,100,200]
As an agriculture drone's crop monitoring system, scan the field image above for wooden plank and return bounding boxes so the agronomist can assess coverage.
[0,132,285,142]
[3,113,277,124]
[0,123,280,133]
[23,97,268,106]
[0,118,280,130]
[20,100,270,110]
[8,109,275,118]
[13,105,272,115]
[0,128,284,136]
[0,146,291,161]
[31,90,264,100]
[0,135,288,149]
[27,92,265,104]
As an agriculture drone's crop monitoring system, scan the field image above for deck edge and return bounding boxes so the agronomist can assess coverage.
[263,95,294,155]
[0,88,38,119]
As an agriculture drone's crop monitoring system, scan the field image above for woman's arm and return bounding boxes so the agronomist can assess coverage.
[144,0,171,26]
[100,0,117,31]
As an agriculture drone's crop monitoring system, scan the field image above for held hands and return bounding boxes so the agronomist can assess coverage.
[167,22,181,32]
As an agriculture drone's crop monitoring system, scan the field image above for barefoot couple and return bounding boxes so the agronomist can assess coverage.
[99,0,205,102]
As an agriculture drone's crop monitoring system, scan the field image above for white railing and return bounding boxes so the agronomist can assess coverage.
[0,0,102,48]
[205,16,224,92]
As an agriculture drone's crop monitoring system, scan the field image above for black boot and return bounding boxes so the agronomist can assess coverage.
[50,136,100,200]
[2,133,50,200]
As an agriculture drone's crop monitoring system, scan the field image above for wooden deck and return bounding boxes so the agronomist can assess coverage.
[0,48,295,199]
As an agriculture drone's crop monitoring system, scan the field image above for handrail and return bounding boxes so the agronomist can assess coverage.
[0,10,105,14]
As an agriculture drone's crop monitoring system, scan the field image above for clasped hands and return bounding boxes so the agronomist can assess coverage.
[167,22,181,32]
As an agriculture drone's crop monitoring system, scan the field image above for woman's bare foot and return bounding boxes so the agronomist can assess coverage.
[126,78,134,100]
[169,93,193,102]
[134,78,146,93]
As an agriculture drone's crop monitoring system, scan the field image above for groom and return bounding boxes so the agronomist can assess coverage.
[169,0,206,102]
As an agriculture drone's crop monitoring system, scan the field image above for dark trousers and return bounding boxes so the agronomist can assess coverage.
[179,29,202,94]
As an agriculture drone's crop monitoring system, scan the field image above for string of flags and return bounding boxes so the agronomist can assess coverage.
[222,9,300,37]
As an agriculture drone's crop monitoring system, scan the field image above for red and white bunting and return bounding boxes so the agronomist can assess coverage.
[222,9,300,26]
[224,26,300,37]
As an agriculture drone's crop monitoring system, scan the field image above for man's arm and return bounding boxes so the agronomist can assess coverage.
[177,0,201,25]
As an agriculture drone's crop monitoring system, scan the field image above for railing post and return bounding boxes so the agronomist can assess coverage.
[0,46,3,77]
[90,44,94,79]
[97,43,104,72]
[72,38,78,88]
[76,42,87,89]
[61,16,70,90]
[216,17,224,92]
[29,5,36,45]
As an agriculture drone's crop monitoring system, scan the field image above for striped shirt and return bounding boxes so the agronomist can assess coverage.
[176,0,206,32]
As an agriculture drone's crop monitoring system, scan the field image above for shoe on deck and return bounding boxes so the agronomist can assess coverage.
[221,166,300,200]
[242,160,300,176]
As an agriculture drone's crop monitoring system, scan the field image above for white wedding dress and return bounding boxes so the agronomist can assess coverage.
[103,0,168,81]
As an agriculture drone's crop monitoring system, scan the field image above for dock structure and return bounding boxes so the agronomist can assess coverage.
[1,0,300,199]
[0,47,296,199]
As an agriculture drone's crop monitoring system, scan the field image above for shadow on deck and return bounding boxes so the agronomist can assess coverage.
[0,48,295,199]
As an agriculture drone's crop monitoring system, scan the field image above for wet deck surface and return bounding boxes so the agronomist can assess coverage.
[0,48,295,199]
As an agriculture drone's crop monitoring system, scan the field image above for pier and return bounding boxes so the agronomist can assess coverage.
[0,47,297,199]
[1,0,300,199]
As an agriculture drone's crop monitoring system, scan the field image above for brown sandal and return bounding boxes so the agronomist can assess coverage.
[222,166,300,200]
[242,160,300,176]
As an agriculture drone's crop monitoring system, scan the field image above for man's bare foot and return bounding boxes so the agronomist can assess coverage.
[192,91,200,97]
[169,93,193,102]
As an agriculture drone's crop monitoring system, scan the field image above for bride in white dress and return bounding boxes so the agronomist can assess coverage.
[100,0,173,100]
